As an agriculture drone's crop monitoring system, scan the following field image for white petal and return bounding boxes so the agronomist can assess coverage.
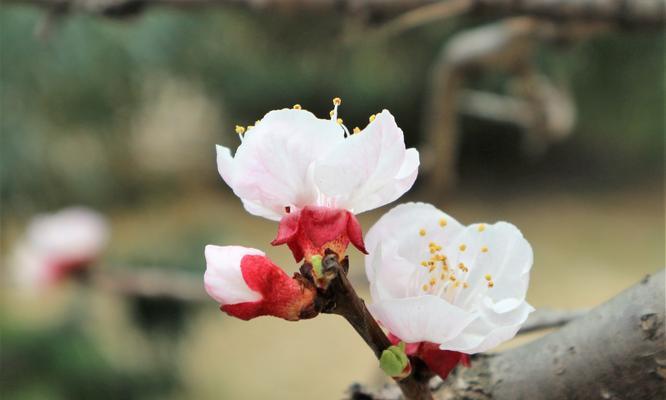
[369,295,477,344]
[313,110,419,214]
[438,304,533,353]
[452,222,532,308]
[204,245,263,305]
[26,207,109,261]
[365,202,464,282]
[216,109,344,219]
[368,241,418,301]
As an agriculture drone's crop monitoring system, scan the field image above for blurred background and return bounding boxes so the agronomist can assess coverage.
[1,1,663,399]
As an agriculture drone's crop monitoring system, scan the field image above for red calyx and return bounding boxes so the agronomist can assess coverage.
[47,257,94,284]
[221,254,316,321]
[388,333,470,380]
[271,205,367,262]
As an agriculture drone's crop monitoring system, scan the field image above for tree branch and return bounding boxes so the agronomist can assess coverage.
[349,269,666,399]
[518,307,588,334]
[7,0,666,27]
[306,253,435,400]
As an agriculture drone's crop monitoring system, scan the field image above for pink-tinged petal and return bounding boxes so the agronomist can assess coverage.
[216,109,344,220]
[26,207,109,263]
[369,295,476,344]
[313,110,419,214]
[204,245,263,305]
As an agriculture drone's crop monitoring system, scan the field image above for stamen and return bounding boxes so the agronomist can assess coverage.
[459,244,467,252]
[439,218,447,227]
[422,284,429,292]
[235,125,246,142]
[353,127,361,134]
[484,274,492,281]
[333,97,342,106]
[481,246,489,253]
[293,104,302,110]
[478,224,486,232]
[429,278,437,287]
[420,261,428,267]
[488,281,495,288]
[369,114,376,122]
[419,228,426,236]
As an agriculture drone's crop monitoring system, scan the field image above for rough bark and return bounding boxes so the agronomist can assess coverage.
[349,269,666,400]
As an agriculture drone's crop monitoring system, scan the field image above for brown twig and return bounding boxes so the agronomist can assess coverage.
[302,252,435,400]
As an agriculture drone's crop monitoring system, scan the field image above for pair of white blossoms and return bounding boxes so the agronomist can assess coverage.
[206,105,533,355]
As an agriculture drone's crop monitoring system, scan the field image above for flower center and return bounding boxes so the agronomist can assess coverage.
[416,221,494,303]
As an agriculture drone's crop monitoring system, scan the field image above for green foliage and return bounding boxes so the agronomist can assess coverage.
[0,320,177,400]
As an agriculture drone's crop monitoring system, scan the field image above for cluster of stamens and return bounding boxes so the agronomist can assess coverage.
[232,98,378,142]
[417,221,494,296]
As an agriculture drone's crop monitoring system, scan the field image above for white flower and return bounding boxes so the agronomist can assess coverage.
[216,102,419,221]
[12,207,109,287]
[365,203,534,354]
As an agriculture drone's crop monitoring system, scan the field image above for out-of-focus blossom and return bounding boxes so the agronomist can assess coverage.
[204,245,316,321]
[215,100,419,262]
[12,207,109,288]
[365,203,533,378]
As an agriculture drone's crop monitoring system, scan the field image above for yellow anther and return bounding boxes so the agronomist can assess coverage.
[478,224,486,232]
[422,284,429,291]
[449,274,457,281]
[329,110,335,117]
[453,281,460,288]
[488,281,495,288]
[429,265,436,273]
[333,97,342,106]
[429,241,436,247]
[420,261,428,267]
[481,246,489,253]
[353,127,361,134]
[235,125,246,135]
[440,273,446,280]
[293,104,302,110]
[429,278,437,286]
[419,228,426,236]
[458,262,467,272]
[463,282,469,288]
[336,118,343,125]
[369,114,376,122]
[246,125,254,130]
[459,244,467,252]
[484,274,492,281]
[439,218,447,227]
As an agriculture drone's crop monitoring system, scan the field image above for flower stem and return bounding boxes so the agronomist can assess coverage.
[315,253,434,400]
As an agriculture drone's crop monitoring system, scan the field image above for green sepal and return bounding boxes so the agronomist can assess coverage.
[310,255,323,277]
[379,342,410,378]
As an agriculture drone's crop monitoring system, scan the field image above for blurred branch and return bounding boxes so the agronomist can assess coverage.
[7,0,666,26]
[421,16,587,194]
[349,270,666,400]
[92,267,207,302]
